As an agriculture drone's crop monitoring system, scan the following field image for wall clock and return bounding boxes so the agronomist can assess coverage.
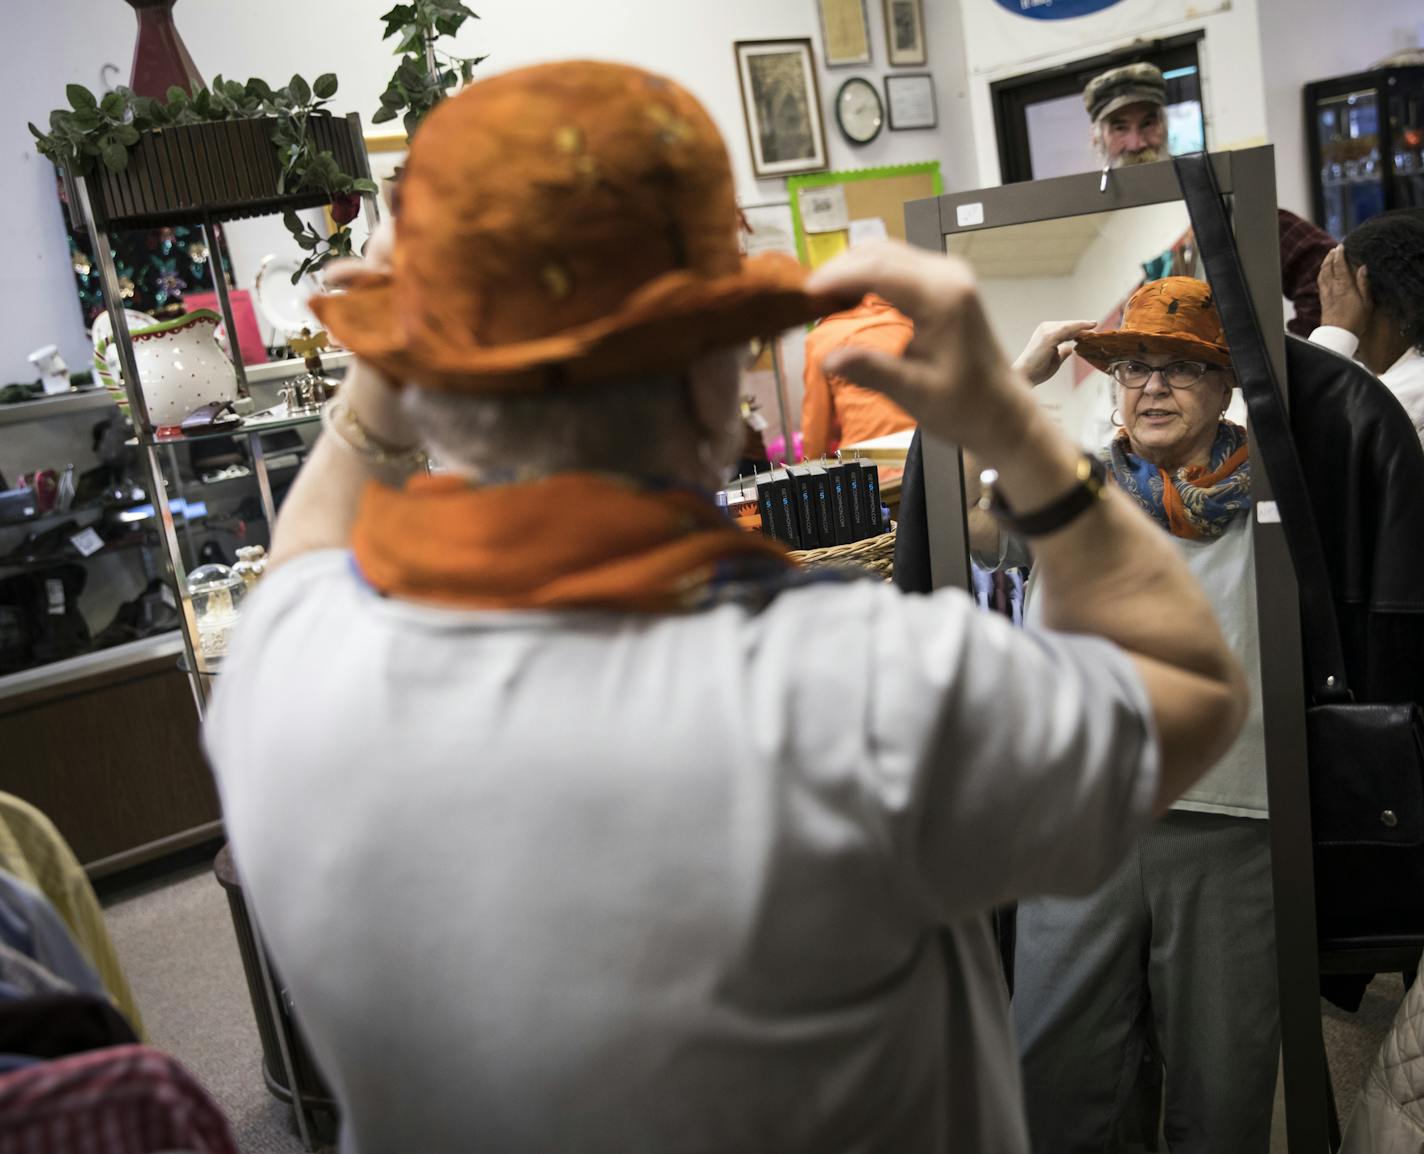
[835,77,884,145]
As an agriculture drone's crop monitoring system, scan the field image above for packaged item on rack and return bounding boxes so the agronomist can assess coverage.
[803,465,836,546]
[854,460,884,535]
[753,472,801,547]
[844,458,869,540]
[784,467,821,549]
[824,462,853,545]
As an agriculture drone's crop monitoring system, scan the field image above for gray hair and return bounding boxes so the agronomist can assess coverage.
[402,373,735,484]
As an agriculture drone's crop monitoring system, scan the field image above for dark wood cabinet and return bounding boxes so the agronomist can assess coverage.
[0,637,221,876]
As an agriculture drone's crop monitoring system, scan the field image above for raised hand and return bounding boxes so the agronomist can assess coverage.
[1014,319,1098,386]
[1316,245,1372,337]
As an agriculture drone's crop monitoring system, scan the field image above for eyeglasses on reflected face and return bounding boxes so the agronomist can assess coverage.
[1108,359,1213,389]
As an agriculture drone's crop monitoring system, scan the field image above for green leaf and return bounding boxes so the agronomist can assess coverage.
[71,109,102,131]
[26,122,45,142]
[371,105,398,124]
[66,84,97,111]
[289,73,311,105]
[99,90,126,119]
[114,123,141,145]
[100,141,129,172]
[313,73,338,100]
[130,96,162,124]
[247,77,274,100]
[352,177,379,193]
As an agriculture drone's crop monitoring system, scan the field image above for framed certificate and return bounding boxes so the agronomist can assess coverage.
[818,0,872,67]
[886,73,937,130]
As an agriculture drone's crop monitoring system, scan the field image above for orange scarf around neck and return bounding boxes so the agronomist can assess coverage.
[352,472,800,612]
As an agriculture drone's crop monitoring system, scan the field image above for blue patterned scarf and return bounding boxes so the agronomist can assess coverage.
[1104,421,1252,540]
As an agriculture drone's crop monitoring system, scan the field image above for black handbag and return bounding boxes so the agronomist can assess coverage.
[1175,152,1424,932]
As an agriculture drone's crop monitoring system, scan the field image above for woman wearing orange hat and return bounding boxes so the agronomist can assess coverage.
[987,279,1277,1154]
[204,63,1246,1154]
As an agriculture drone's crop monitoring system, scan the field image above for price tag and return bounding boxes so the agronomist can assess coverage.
[1256,501,1280,524]
[46,579,65,616]
[69,527,105,557]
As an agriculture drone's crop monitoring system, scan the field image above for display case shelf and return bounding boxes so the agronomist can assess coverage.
[0,631,182,704]
[0,532,153,580]
[0,389,116,428]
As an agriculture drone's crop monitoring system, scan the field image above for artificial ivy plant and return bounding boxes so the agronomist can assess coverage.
[30,75,377,283]
[373,0,486,137]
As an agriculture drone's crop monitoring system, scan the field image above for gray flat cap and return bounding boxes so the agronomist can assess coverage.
[1084,62,1167,123]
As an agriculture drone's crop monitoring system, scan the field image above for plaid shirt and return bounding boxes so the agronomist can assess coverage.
[1278,209,1336,336]
[0,1045,237,1154]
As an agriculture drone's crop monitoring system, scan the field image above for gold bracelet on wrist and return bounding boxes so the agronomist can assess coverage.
[321,396,429,472]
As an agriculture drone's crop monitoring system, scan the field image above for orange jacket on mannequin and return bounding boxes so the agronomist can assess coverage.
[801,294,915,460]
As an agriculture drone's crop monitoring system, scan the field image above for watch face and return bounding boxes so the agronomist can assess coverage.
[836,78,883,145]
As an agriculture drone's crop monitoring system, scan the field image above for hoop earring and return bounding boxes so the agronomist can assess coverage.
[1111,408,1124,428]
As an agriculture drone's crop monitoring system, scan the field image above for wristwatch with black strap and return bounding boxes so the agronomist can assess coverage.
[979,451,1110,538]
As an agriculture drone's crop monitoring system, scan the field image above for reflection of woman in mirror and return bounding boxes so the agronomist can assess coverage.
[1311,208,1424,448]
[981,278,1277,1153]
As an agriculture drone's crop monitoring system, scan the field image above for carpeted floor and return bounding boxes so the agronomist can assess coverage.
[99,858,1405,1153]
[101,860,332,1153]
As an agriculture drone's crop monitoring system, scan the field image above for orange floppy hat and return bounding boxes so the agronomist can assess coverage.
[311,61,844,393]
[1073,277,1233,373]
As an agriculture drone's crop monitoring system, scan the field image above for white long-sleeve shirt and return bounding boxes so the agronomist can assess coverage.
[1309,325,1424,448]
[206,550,1160,1154]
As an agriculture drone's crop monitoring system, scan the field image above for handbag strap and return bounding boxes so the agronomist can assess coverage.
[1172,152,1351,705]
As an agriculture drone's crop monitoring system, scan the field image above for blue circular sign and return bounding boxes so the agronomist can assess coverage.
[992,0,1126,18]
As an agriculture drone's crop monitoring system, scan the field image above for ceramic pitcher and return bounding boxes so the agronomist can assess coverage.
[130,310,238,427]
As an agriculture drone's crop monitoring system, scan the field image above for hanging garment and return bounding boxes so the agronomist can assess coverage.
[0,795,143,1037]
[0,944,72,1000]
[0,874,103,1000]
[0,994,137,1061]
[0,1044,237,1154]
[1340,974,1424,1153]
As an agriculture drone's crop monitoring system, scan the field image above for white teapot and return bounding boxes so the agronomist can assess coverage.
[129,310,238,427]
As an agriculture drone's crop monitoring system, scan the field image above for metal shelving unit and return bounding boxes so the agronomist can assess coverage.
[66,111,379,1151]
[70,113,375,712]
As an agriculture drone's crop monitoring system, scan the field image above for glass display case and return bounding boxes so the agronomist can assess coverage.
[1306,66,1424,239]
[0,388,168,680]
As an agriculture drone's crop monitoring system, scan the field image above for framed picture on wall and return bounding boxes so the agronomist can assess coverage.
[885,73,937,130]
[734,39,829,180]
[883,0,927,67]
[817,0,872,67]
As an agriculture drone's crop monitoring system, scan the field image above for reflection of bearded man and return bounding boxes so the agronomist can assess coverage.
[1085,62,1168,168]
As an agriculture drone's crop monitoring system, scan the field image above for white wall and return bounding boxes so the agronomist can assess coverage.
[0,0,975,383]
[1256,0,1424,217]
[955,0,1272,189]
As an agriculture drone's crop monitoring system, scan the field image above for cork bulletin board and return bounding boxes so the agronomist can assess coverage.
[786,162,943,268]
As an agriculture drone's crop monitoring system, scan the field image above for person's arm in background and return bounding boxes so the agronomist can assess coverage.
[266,221,427,572]
[809,245,1246,813]
[800,339,834,461]
[965,319,1095,568]
[1278,209,1336,337]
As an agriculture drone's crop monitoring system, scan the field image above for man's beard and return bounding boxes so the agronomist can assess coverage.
[1112,145,1166,168]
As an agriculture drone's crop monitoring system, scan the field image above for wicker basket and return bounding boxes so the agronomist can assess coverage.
[790,524,896,581]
